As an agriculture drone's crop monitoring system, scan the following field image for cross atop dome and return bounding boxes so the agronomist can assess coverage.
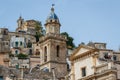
[45,4,61,34]
[51,4,55,12]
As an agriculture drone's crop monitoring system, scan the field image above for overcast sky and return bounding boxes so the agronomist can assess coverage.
[0,0,120,50]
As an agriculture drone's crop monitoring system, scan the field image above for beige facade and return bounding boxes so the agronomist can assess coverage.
[0,6,68,80]
[16,16,37,35]
[33,7,68,79]
[69,42,120,80]
[0,28,10,67]
[0,53,9,67]
[30,56,40,68]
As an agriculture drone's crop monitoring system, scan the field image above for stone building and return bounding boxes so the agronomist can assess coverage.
[8,29,35,69]
[30,43,40,68]
[0,20,36,69]
[69,42,120,80]
[16,16,37,35]
[0,28,10,67]
[0,65,21,80]
[0,5,68,80]
[33,6,68,79]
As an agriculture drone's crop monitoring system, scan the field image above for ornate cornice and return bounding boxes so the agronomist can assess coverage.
[70,49,98,61]
[39,33,66,43]
[40,60,67,66]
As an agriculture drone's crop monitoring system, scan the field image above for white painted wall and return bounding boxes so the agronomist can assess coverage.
[74,57,94,80]
[10,36,26,48]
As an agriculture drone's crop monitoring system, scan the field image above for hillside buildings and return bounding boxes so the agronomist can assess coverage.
[0,6,68,80]
[69,42,120,80]
[0,5,120,80]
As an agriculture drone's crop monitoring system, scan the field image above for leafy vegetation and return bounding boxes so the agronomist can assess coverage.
[16,53,28,59]
[61,32,75,49]
[34,21,45,42]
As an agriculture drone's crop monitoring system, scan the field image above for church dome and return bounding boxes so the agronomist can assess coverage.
[47,12,58,20]
[46,7,60,23]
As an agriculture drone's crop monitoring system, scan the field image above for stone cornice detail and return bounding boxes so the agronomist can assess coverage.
[39,33,66,43]
[40,60,67,66]
[70,49,98,61]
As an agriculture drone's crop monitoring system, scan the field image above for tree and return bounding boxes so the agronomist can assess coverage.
[16,53,28,59]
[34,21,45,42]
[61,32,75,49]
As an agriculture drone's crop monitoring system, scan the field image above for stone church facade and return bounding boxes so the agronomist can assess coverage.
[69,42,120,80]
[0,5,68,80]
[1,5,120,80]
[33,6,68,79]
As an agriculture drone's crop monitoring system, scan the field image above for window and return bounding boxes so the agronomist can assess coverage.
[4,30,7,35]
[81,67,86,77]
[29,49,32,55]
[15,41,18,47]
[35,49,40,55]
[6,42,8,45]
[98,45,102,49]
[20,41,22,46]
[15,50,18,55]
[25,66,27,68]
[56,45,60,57]
[113,55,117,61]
[67,63,70,71]
[16,64,19,69]
[16,35,19,37]
[104,53,108,59]
[44,46,47,62]
[0,76,3,80]
[36,44,38,46]
[27,40,32,48]
[104,52,111,59]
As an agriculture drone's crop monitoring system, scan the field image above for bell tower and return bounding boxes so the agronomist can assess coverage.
[39,5,67,79]
[17,16,24,28]
[45,5,61,34]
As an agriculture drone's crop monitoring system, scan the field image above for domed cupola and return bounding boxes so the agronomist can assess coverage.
[45,6,60,25]
[45,5,61,34]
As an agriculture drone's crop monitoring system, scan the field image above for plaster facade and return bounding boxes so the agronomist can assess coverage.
[69,42,120,80]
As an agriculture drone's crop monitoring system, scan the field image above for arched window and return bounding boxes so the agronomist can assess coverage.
[35,49,40,55]
[15,42,18,47]
[15,50,18,55]
[56,45,60,57]
[44,46,47,62]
